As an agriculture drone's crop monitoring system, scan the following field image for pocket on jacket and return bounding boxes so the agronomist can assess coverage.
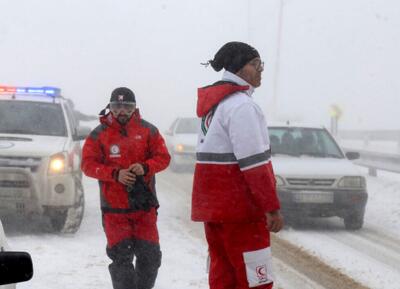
[243,247,274,288]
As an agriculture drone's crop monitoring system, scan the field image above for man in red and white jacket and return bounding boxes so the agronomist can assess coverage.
[81,87,170,289]
[192,42,284,289]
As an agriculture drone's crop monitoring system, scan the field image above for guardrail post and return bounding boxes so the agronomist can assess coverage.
[368,167,377,177]
[398,133,400,152]
[363,134,369,148]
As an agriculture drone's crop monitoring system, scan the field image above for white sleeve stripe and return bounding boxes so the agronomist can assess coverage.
[241,159,271,171]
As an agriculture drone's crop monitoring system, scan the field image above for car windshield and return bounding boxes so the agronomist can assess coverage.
[269,127,344,158]
[175,118,199,134]
[0,100,67,136]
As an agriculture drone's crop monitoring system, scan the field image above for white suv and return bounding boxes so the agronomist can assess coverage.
[269,123,368,230]
[0,86,88,233]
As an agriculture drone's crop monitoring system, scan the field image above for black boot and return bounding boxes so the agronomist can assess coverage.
[107,240,136,289]
[134,240,162,289]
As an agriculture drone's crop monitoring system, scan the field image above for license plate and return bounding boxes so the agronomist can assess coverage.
[0,189,26,198]
[293,191,334,203]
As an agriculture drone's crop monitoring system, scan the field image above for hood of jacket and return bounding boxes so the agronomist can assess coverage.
[196,71,253,117]
[196,82,248,117]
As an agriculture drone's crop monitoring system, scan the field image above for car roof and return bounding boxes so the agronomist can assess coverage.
[268,121,327,129]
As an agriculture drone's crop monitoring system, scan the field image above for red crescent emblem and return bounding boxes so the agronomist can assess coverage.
[256,265,266,278]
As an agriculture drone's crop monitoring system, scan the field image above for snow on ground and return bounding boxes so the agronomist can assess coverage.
[7,176,208,289]
[279,168,400,289]
[4,164,400,289]
[364,169,400,237]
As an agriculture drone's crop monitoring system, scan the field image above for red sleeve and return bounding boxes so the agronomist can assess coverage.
[144,130,171,180]
[81,136,119,182]
[242,162,280,213]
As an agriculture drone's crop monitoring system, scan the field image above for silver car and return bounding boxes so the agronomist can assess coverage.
[165,117,199,172]
[269,124,368,230]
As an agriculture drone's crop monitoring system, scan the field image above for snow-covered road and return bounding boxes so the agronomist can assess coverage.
[4,170,331,289]
[4,167,400,289]
[6,173,209,289]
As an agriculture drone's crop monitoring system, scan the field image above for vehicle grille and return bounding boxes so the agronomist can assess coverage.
[0,156,42,172]
[286,178,336,187]
[0,180,30,188]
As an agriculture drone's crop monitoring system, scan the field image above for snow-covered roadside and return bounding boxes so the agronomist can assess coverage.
[279,169,400,289]
[7,176,208,289]
[339,139,399,155]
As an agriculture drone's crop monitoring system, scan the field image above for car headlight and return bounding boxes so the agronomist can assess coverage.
[337,176,366,188]
[275,175,286,187]
[175,144,185,153]
[48,153,67,174]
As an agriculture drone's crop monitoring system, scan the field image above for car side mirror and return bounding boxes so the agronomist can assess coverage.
[345,151,360,160]
[0,251,33,285]
[74,125,91,141]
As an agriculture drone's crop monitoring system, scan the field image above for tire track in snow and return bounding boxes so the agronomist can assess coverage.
[326,229,400,272]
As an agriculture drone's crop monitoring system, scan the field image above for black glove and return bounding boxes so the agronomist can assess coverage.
[126,176,159,211]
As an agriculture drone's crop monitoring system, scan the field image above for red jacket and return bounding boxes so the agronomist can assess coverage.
[81,110,170,211]
[192,74,280,223]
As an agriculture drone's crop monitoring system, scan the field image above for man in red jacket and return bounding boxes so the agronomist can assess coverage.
[192,42,284,289]
[81,87,170,289]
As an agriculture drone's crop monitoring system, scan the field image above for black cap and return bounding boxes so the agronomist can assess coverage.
[209,41,260,73]
[110,87,136,103]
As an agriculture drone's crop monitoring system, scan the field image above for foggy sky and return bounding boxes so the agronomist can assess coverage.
[0,0,399,131]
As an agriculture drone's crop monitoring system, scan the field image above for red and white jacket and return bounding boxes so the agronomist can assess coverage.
[81,110,170,212]
[192,71,280,222]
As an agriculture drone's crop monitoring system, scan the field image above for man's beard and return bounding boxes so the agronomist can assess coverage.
[117,114,130,124]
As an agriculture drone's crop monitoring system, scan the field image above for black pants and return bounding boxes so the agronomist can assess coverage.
[107,239,162,289]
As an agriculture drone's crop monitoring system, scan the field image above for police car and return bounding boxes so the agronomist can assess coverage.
[0,86,89,233]
[269,123,368,230]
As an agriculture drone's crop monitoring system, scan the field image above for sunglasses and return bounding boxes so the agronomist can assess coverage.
[249,59,264,71]
[110,102,136,113]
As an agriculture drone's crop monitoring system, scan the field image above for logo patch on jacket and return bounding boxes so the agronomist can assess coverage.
[201,108,215,136]
[256,265,268,282]
[110,144,121,158]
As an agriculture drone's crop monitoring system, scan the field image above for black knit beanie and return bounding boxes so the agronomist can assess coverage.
[209,41,260,73]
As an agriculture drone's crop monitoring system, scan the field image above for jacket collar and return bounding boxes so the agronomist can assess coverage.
[222,71,255,97]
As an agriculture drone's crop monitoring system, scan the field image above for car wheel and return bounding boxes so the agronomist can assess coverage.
[49,209,68,232]
[49,178,85,233]
[62,179,85,234]
[344,212,364,230]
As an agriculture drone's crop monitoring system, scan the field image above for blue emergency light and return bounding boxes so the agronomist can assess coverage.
[0,85,61,97]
